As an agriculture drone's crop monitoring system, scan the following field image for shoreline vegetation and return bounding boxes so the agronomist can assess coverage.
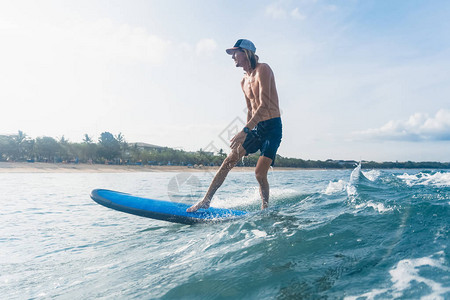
[0,161,300,173]
[1,131,449,172]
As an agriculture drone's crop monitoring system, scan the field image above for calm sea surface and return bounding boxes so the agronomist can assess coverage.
[1,166,449,299]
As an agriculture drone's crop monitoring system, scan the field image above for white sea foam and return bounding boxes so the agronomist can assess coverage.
[398,172,450,187]
[346,163,361,202]
[346,166,380,201]
[346,184,358,202]
[270,188,299,199]
[346,251,450,300]
[241,229,269,247]
[251,229,267,238]
[390,252,450,299]
[362,169,381,181]
[213,187,259,209]
[213,187,298,209]
[349,163,361,184]
[324,179,347,195]
[355,201,394,213]
[344,288,388,300]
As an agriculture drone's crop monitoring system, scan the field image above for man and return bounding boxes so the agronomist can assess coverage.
[187,39,282,212]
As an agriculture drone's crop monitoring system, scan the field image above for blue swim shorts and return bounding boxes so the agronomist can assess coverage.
[242,117,282,166]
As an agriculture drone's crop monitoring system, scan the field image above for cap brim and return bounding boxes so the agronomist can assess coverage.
[226,47,240,55]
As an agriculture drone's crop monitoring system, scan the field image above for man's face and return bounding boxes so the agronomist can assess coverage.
[231,49,247,68]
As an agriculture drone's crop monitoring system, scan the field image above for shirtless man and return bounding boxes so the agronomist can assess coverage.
[187,39,282,212]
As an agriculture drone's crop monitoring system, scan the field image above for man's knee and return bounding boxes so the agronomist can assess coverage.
[222,153,239,170]
[222,158,235,171]
[255,169,268,184]
[255,156,272,184]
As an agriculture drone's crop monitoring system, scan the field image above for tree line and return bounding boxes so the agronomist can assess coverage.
[0,131,449,169]
[0,131,227,166]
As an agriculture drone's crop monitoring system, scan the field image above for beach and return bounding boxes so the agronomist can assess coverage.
[0,162,299,173]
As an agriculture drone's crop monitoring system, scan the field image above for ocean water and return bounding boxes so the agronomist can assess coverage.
[1,165,449,299]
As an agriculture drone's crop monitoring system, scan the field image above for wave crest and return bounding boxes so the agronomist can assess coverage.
[397,171,450,187]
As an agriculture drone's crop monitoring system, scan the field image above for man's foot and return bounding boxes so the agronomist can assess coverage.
[186,199,211,212]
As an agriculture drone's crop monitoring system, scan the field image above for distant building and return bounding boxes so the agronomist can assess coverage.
[133,142,163,150]
[326,159,358,166]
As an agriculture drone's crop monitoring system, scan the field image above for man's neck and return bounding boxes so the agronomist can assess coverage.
[243,64,251,74]
[244,63,258,75]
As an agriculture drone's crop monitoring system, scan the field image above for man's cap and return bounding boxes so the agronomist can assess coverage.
[226,39,256,54]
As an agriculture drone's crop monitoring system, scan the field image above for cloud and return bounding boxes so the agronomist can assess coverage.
[265,2,305,20]
[266,2,287,19]
[65,18,170,64]
[195,38,218,57]
[355,109,450,141]
[290,8,306,20]
[0,16,172,137]
[0,17,170,68]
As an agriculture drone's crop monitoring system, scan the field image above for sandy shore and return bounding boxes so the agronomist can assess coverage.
[0,162,301,173]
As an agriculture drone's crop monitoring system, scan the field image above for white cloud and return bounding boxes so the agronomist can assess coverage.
[0,17,170,70]
[195,38,218,57]
[0,16,173,139]
[62,18,170,64]
[266,3,287,19]
[355,109,450,141]
[291,8,306,20]
[266,2,305,20]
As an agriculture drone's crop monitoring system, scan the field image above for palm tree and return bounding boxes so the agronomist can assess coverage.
[83,134,93,144]
[13,130,30,161]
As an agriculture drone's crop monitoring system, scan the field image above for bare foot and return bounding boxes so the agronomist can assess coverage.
[186,199,211,212]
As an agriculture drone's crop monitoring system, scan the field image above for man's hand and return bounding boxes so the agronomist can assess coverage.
[230,130,247,149]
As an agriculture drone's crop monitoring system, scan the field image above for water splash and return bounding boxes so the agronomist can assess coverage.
[355,201,394,213]
[397,171,450,187]
[347,251,450,299]
[390,252,450,298]
[346,162,361,201]
[324,179,347,195]
[362,169,381,182]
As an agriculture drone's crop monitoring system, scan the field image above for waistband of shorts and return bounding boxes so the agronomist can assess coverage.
[257,117,282,127]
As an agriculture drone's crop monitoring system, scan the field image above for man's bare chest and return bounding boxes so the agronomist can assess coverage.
[243,76,258,100]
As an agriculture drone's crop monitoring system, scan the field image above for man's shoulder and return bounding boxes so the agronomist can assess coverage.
[257,62,271,70]
[255,63,273,78]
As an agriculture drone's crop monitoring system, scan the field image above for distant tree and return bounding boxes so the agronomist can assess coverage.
[129,143,142,162]
[15,131,28,160]
[115,132,128,162]
[35,137,60,162]
[78,134,96,163]
[4,130,35,161]
[83,134,93,144]
[98,132,120,162]
[115,133,125,144]
[0,135,13,161]
[58,135,74,162]
[218,149,226,158]
[59,136,69,144]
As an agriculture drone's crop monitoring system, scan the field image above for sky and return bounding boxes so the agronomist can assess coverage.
[1,0,449,162]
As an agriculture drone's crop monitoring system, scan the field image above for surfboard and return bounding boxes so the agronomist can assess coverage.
[90,189,248,225]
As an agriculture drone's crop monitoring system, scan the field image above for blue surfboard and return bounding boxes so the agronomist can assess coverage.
[90,189,248,225]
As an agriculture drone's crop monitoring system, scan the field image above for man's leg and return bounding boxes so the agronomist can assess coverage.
[255,156,273,209]
[187,145,246,212]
